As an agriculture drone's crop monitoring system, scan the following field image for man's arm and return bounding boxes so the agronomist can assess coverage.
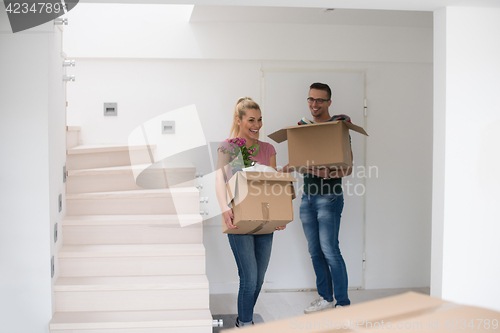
[279,163,295,173]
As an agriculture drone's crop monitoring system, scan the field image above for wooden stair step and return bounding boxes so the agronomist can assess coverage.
[50,309,212,332]
[66,126,81,149]
[54,275,209,312]
[58,244,206,277]
[66,144,156,170]
[63,214,202,226]
[67,163,195,176]
[67,188,199,200]
[66,189,200,215]
[62,215,202,245]
[66,163,197,193]
[67,144,155,155]
[54,275,209,292]
[59,244,205,258]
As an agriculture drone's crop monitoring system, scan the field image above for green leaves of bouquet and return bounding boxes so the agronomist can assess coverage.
[220,137,260,170]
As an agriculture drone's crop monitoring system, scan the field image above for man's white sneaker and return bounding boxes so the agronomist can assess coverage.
[304,297,334,314]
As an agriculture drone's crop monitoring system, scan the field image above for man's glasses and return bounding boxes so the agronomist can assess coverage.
[307,97,330,104]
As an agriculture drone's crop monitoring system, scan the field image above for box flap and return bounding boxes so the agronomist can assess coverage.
[268,120,368,143]
[227,171,296,206]
[362,303,500,333]
[226,172,249,206]
[344,121,368,136]
[273,120,342,132]
[225,174,237,206]
[267,128,288,143]
[242,171,296,200]
[226,171,295,206]
[223,292,449,332]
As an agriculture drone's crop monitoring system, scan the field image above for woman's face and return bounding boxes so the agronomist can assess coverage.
[237,108,262,142]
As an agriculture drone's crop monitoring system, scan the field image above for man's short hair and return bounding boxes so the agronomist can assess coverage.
[310,82,332,100]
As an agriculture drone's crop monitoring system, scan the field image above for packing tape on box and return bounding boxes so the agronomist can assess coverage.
[246,202,270,235]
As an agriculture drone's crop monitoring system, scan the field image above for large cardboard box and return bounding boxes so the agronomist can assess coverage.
[223,171,297,234]
[227,292,500,332]
[268,120,368,169]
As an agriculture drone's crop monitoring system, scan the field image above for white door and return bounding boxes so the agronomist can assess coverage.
[262,70,366,290]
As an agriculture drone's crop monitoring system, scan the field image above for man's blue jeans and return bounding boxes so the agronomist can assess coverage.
[227,233,274,323]
[300,193,350,306]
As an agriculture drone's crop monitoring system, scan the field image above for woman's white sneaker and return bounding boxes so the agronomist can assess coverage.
[235,317,253,328]
[304,297,334,314]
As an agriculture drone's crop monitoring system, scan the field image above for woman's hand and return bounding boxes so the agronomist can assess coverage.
[275,225,287,231]
[222,208,237,229]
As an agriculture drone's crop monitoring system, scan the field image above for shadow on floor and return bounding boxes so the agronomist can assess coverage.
[212,314,264,332]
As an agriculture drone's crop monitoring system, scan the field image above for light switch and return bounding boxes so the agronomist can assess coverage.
[162,121,175,134]
[104,103,117,116]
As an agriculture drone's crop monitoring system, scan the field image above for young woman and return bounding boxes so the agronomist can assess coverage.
[215,97,285,328]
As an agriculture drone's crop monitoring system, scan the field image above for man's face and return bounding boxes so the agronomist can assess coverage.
[308,88,332,119]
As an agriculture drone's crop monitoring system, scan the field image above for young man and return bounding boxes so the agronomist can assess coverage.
[300,82,352,312]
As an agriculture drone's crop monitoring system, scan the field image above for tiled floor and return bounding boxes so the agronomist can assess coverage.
[210,287,430,323]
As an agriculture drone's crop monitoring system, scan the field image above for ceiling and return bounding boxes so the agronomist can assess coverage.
[77,0,500,28]
[79,0,500,12]
[189,6,433,28]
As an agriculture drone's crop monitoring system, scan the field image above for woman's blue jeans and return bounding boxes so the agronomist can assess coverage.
[300,193,350,306]
[227,233,274,323]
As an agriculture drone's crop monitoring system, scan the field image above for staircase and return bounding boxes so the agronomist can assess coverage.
[49,126,212,333]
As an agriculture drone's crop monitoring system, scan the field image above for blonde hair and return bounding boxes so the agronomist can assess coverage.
[229,97,261,138]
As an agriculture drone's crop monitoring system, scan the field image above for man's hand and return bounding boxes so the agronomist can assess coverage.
[278,164,295,173]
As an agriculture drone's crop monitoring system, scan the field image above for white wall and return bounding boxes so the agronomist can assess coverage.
[65,59,262,144]
[431,7,446,301]
[362,61,433,289]
[0,7,66,332]
[63,4,433,292]
[47,26,67,313]
[433,7,500,311]
[63,4,431,63]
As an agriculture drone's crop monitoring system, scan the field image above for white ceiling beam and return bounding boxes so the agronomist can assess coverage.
[78,0,500,11]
